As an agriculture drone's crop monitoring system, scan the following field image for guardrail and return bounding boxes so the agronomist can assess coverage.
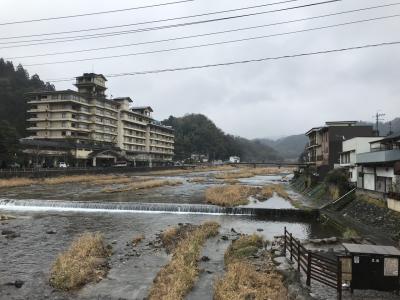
[319,188,356,210]
[283,227,342,299]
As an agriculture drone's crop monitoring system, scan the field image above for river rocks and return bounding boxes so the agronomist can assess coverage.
[46,230,56,234]
[1,230,20,239]
[305,237,338,245]
[200,256,210,262]
[257,228,264,232]
[4,280,24,288]
[341,197,400,241]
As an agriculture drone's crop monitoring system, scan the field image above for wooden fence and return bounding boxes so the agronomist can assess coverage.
[283,227,342,299]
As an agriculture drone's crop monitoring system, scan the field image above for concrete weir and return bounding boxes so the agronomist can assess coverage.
[0,199,319,220]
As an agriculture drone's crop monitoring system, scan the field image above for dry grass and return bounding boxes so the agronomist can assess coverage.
[132,234,145,246]
[160,224,197,253]
[215,234,287,300]
[224,179,240,185]
[359,194,387,208]
[0,178,36,188]
[148,221,220,300]
[215,170,255,180]
[49,232,111,291]
[205,185,258,207]
[148,165,235,176]
[43,175,116,185]
[102,179,183,193]
[188,177,207,183]
[90,176,134,185]
[0,214,16,221]
[215,167,289,180]
[224,234,264,265]
[0,175,127,189]
[259,184,290,200]
[214,260,287,300]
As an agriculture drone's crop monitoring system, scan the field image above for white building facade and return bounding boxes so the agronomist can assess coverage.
[339,137,381,183]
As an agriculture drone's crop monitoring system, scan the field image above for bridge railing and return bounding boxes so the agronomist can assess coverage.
[283,227,342,299]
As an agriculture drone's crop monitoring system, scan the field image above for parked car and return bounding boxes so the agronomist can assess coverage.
[58,162,68,168]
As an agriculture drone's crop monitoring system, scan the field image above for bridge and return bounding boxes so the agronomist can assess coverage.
[233,162,307,167]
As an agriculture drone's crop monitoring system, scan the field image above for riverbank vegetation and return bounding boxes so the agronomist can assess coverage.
[259,184,290,200]
[102,179,183,193]
[205,185,258,206]
[49,232,111,291]
[205,184,291,207]
[148,221,220,300]
[188,177,207,183]
[0,174,125,188]
[214,234,287,300]
[214,167,287,180]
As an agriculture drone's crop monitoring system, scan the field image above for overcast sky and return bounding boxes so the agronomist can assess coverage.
[1,0,399,139]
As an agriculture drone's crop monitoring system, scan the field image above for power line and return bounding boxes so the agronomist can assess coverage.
[0,0,195,27]
[46,40,400,82]
[0,0,341,47]
[0,0,305,40]
[22,14,400,67]
[6,3,400,60]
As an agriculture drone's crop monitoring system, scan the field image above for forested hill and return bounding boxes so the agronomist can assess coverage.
[0,59,54,136]
[162,114,281,162]
[256,134,308,160]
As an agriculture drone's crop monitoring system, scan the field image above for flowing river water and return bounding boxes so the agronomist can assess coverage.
[0,171,350,299]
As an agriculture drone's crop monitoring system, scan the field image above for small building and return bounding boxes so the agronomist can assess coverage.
[339,137,381,183]
[305,121,374,177]
[229,156,240,163]
[356,132,400,193]
[342,243,400,293]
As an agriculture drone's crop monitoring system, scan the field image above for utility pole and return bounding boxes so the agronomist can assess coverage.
[374,111,385,137]
[388,121,393,135]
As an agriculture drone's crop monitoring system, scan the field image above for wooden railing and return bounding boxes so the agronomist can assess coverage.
[283,227,342,299]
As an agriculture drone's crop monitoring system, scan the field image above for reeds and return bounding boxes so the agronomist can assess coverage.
[214,234,286,300]
[205,185,257,207]
[49,232,111,291]
[148,221,220,300]
[259,184,290,200]
[102,179,183,193]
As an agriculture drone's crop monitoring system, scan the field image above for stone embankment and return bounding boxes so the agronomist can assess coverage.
[339,195,400,242]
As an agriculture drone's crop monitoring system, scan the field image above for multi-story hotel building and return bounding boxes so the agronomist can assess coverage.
[23,73,174,166]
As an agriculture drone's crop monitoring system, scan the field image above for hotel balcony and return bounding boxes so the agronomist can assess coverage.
[357,149,400,164]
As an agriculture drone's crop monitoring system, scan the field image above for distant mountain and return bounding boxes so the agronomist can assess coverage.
[256,134,308,160]
[162,114,281,162]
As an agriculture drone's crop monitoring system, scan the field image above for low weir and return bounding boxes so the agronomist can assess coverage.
[0,199,319,220]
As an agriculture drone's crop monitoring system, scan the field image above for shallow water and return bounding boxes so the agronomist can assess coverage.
[0,171,342,299]
[0,210,340,300]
